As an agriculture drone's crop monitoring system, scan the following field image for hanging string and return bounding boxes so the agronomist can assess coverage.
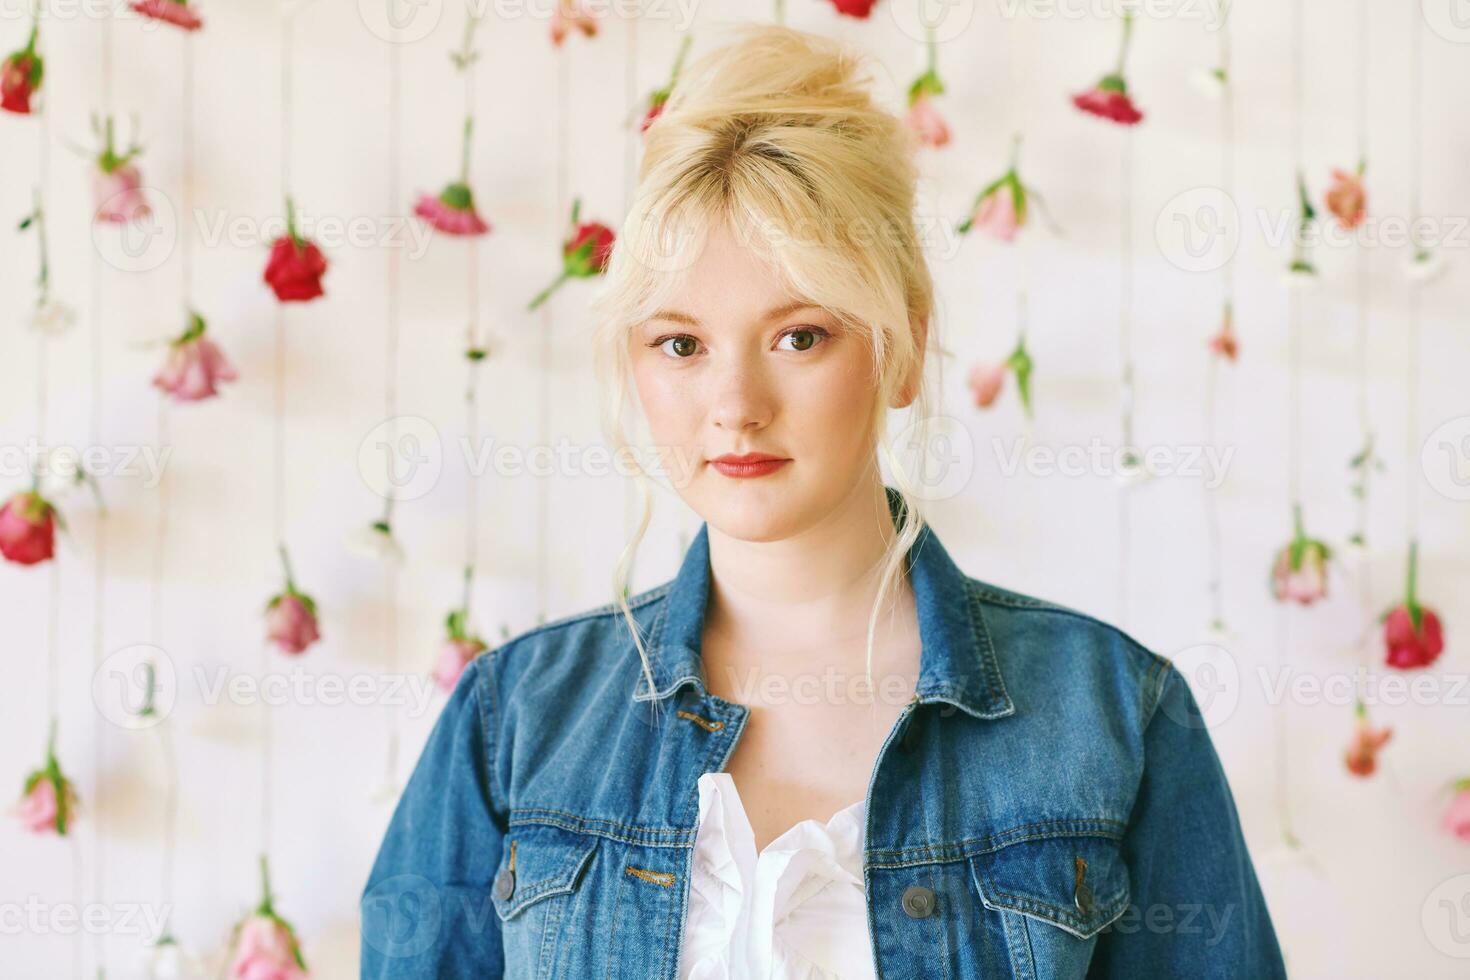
[537,39,571,623]
[1116,125,1134,630]
[1405,0,1422,549]
[622,7,641,552]
[1203,0,1233,635]
[90,5,115,975]
[379,5,403,795]
[1350,0,1375,705]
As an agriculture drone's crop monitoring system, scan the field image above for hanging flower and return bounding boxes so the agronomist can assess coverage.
[549,0,598,45]
[1,22,43,115]
[265,545,320,656]
[346,517,403,565]
[1208,302,1238,361]
[19,191,73,332]
[152,311,238,402]
[1269,503,1331,605]
[91,115,150,224]
[966,334,1034,417]
[1188,65,1228,101]
[263,197,328,302]
[905,33,949,149]
[414,117,491,237]
[957,134,1051,243]
[1445,779,1470,842]
[527,198,615,311]
[1402,247,1446,283]
[827,0,878,17]
[1381,540,1444,670]
[0,489,62,566]
[142,934,204,980]
[13,722,79,835]
[1324,163,1366,230]
[1281,170,1318,285]
[432,567,486,692]
[29,298,76,335]
[130,0,203,31]
[640,34,691,134]
[226,856,309,979]
[1072,12,1144,126]
[1343,702,1391,778]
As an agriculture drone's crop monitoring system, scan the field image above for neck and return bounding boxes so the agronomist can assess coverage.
[701,478,913,667]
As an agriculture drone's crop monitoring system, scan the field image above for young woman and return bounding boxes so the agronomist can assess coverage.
[361,24,1286,979]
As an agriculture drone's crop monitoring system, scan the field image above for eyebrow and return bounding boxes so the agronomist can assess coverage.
[648,300,820,327]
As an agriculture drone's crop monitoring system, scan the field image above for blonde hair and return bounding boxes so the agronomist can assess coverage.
[590,23,941,704]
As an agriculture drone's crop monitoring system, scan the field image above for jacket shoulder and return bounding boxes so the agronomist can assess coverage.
[966,576,1175,727]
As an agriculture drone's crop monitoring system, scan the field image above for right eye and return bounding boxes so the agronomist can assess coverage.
[651,335,701,359]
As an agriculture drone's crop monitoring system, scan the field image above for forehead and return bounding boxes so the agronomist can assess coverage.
[658,218,801,323]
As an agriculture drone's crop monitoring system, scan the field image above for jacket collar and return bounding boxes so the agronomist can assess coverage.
[632,486,1015,720]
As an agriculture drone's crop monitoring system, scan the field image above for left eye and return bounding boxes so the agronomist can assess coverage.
[776,328,828,352]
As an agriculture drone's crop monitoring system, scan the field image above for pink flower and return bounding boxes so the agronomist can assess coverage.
[414,186,490,237]
[1445,782,1470,842]
[14,726,79,836]
[130,0,203,31]
[550,0,597,45]
[94,162,150,223]
[433,637,486,693]
[906,93,950,149]
[1325,167,1366,229]
[1270,505,1331,605]
[827,0,878,16]
[967,362,1007,408]
[265,593,319,656]
[0,491,58,566]
[1343,710,1391,777]
[229,916,307,980]
[1209,305,1238,362]
[228,857,309,979]
[153,313,237,402]
[968,187,1019,242]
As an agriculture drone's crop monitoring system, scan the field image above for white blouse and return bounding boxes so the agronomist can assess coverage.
[676,771,877,979]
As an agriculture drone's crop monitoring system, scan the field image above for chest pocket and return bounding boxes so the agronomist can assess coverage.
[969,833,1130,978]
[492,823,599,922]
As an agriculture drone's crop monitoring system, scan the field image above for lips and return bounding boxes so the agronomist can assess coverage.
[709,453,790,479]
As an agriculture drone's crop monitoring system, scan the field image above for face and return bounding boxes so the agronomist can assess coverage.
[628,219,883,543]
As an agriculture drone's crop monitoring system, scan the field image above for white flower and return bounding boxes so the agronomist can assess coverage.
[347,520,404,565]
[1403,248,1446,283]
[1189,67,1227,100]
[141,937,204,980]
[1280,262,1320,290]
[35,447,87,500]
[30,298,77,335]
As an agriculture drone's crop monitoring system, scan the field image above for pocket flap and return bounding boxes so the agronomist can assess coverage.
[493,824,598,921]
[969,833,1130,939]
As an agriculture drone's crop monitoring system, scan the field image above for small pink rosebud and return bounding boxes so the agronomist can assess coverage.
[152,316,238,402]
[266,593,320,656]
[906,93,951,149]
[433,637,487,694]
[1343,713,1391,778]
[1325,167,1366,230]
[0,491,58,565]
[1444,783,1470,843]
[94,162,150,224]
[967,362,1007,409]
[228,915,308,980]
[969,188,1020,243]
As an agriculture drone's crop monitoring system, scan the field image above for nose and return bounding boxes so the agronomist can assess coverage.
[709,356,773,433]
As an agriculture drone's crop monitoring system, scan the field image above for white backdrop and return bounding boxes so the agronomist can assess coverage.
[2,0,1468,976]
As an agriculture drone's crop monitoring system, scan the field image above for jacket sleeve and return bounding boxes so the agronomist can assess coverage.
[360,655,507,979]
[1087,663,1289,979]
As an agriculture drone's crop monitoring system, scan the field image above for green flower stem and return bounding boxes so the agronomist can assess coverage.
[459,116,474,184]
[1114,11,1135,76]
[925,27,937,74]
[258,854,275,915]
[278,544,296,592]
[527,269,571,312]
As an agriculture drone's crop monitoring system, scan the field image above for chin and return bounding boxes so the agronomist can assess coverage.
[688,469,806,543]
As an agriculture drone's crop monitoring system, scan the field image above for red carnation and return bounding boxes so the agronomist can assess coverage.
[828,0,878,17]
[527,198,614,311]
[1073,12,1144,126]
[263,198,327,303]
[1,25,43,115]
[130,0,203,31]
[1382,541,1444,669]
[0,490,61,566]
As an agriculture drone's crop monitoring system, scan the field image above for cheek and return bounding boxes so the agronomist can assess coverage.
[781,352,877,454]
[630,360,699,446]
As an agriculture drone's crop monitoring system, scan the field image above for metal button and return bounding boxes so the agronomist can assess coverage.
[901,885,936,918]
[1074,880,1095,916]
[494,867,515,902]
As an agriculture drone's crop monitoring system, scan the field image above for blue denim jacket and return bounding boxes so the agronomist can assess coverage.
[361,489,1287,978]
